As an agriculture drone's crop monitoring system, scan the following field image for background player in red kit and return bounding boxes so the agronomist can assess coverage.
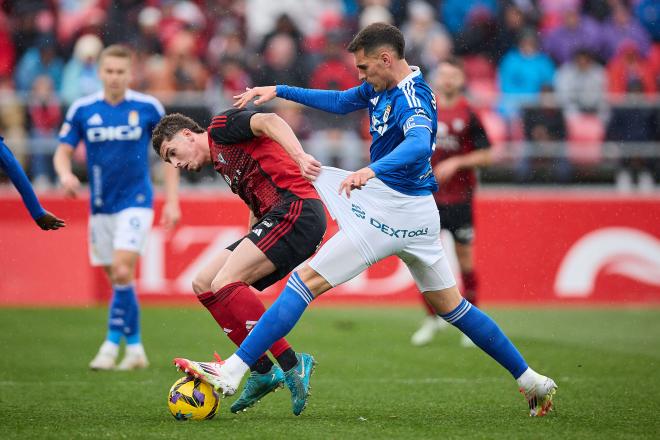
[151,109,326,414]
[411,58,492,347]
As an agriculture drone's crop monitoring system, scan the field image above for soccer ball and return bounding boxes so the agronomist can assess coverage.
[167,376,219,421]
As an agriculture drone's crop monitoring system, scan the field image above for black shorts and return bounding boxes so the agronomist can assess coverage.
[226,198,326,291]
[437,202,474,245]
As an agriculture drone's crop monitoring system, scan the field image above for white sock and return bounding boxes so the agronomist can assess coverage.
[222,354,250,384]
[125,343,146,357]
[99,340,120,358]
[516,367,540,390]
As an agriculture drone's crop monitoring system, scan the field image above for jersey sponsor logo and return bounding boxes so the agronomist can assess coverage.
[87,113,103,125]
[554,227,660,298]
[352,203,428,238]
[351,203,366,219]
[86,125,142,142]
[128,110,139,126]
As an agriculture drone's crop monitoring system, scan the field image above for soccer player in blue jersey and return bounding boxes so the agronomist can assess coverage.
[54,45,180,371]
[178,23,557,417]
[1,136,65,230]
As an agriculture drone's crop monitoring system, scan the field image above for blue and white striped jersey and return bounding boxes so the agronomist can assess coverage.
[58,90,164,214]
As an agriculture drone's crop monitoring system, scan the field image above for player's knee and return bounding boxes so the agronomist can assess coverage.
[192,274,212,295]
[209,275,231,293]
[111,263,134,285]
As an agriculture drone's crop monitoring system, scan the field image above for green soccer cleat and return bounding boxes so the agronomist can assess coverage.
[230,365,285,413]
[283,352,316,416]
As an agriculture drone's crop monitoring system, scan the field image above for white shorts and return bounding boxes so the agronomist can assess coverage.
[88,207,154,266]
[310,167,456,292]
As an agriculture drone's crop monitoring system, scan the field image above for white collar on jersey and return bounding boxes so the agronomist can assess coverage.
[397,66,421,89]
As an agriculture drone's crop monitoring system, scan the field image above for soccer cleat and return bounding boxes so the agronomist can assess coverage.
[117,353,149,370]
[521,376,558,417]
[283,352,316,416]
[174,353,238,396]
[411,316,449,346]
[89,351,117,371]
[230,365,285,413]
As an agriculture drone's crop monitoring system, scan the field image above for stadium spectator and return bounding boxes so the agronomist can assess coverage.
[252,33,308,88]
[401,0,447,68]
[602,1,652,60]
[14,33,64,94]
[26,74,61,188]
[607,41,658,99]
[555,49,609,122]
[542,5,606,64]
[454,6,502,62]
[60,34,103,105]
[517,85,572,182]
[497,30,555,119]
[440,0,498,36]
[635,0,660,41]
[0,11,16,77]
[0,74,27,166]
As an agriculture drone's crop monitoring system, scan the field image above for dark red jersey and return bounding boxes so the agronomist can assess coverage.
[431,96,490,205]
[208,109,319,219]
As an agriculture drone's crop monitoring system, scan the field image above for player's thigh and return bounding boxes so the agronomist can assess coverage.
[211,238,276,290]
[112,208,154,255]
[89,214,114,266]
[192,249,232,294]
[402,250,457,308]
[308,230,369,290]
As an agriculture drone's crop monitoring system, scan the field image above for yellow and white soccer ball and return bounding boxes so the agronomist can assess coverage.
[168,376,219,421]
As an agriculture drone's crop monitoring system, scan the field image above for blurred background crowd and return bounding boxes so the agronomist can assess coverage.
[0,0,658,190]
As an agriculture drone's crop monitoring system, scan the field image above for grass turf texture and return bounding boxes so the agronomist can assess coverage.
[1,307,658,439]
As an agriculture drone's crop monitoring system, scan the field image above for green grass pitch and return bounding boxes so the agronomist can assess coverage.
[1,306,658,439]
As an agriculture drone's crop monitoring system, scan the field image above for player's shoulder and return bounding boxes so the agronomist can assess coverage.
[394,67,433,109]
[125,89,165,115]
[65,91,104,119]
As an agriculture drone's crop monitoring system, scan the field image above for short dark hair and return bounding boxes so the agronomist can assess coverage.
[439,56,464,71]
[347,22,405,58]
[152,113,205,156]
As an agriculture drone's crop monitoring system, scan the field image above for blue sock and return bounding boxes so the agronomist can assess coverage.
[236,272,313,366]
[108,284,141,345]
[442,298,528,379]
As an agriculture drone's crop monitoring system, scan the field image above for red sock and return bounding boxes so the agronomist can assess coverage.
[197,282,291,357]
[461,271,478,305]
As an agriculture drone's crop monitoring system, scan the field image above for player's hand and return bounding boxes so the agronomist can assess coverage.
[296,153,321,181]
[59,173,80,198]
[233,86,277,108]
[339,167,375,198]
[35,211,66,230]
[433,158,461,184]
[160,201,181,229]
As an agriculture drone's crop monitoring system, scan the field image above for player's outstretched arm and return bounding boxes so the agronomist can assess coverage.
[53,143,80,198]
[35,211,66,230]
[233,86,277,109]
[249,112,321,181]
[160,162,181,229]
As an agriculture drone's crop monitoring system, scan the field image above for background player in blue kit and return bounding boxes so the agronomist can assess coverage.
[54,45,180,371]
[180,23,557,417]
[0,136,65,230]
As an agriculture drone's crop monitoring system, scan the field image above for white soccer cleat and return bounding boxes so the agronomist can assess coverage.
[174,354,238,397]
[89,351,117,371]
[117,353,149,371]
[411,316,449,346]
[521,375,558,417]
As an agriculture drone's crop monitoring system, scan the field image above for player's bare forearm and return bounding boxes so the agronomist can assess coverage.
[53,144,80,197]
[161,162,181,228]
[250,113,321,180]
[454,149,492,170]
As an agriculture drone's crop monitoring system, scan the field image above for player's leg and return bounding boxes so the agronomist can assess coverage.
[408,256,557,416]
[88,213,122,370]
[208,230,365,414]
[96,208,153,371]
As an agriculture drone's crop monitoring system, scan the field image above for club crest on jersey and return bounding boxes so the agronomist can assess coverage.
[217,152,227,164]
[383,104,391,123]
[128,110,139,126]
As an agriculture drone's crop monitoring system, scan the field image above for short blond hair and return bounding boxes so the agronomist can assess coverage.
[99,44,132,63]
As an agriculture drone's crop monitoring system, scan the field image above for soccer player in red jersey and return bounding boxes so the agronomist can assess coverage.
[151,109,326,414]
[411,58,493,347]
